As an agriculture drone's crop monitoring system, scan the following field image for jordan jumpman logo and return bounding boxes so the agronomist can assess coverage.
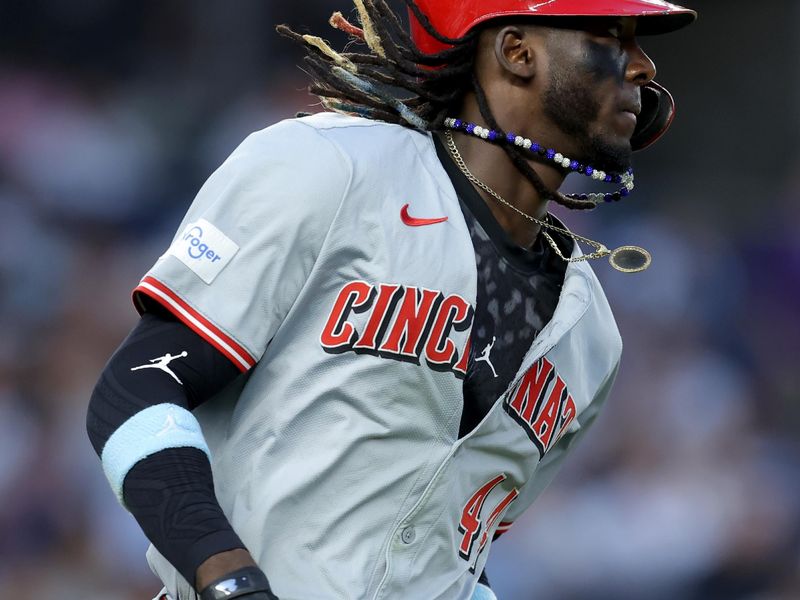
[155,409,193,437]
[131,351,188,385]
[475,337,498,378]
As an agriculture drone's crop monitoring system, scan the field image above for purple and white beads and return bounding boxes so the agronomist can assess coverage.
[444,117,635,204]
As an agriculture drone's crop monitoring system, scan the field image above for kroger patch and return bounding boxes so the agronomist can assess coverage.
[168,219,239,284]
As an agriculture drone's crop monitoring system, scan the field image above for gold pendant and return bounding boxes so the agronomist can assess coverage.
[609,245,652,273]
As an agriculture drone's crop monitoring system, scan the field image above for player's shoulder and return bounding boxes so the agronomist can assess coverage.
[243,112,433,166]
[217,113,438,197]
[291,111,424,140]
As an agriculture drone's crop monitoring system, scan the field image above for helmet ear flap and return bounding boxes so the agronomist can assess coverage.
[632,81,676,151]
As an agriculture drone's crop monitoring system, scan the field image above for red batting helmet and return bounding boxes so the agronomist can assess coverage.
[409,0,697,150]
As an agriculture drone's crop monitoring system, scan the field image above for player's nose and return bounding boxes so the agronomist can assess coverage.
[625,41,657,86]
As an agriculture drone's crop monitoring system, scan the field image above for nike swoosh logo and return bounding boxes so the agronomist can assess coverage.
[400,204,448,227]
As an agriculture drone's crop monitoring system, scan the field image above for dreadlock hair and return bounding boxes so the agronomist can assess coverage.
[277,0,595,211]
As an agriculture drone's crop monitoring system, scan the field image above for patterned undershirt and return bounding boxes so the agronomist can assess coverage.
[433,135,571,437]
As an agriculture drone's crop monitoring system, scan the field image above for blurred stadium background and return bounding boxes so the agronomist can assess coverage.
[1,1,798,599]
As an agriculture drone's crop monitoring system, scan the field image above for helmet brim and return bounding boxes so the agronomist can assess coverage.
[634,11,697,35]
[411,0,697,56]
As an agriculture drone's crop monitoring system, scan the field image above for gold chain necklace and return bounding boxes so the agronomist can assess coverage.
[444,131,652,274]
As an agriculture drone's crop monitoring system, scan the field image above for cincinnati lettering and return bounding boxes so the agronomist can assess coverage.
[503,357,577,455]
[320,280,473,377]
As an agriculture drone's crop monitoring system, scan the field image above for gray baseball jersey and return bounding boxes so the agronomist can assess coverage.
[133,113,622,600]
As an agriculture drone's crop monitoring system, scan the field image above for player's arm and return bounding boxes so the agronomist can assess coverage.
[473,569,496,599]
[88,118,350,597]
[86,306,277,598]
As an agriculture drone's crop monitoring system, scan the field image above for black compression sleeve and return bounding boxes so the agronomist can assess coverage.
[87,309,240,454]
[86,310,247,586]
[478,568,491,587]
[124,447,246,585]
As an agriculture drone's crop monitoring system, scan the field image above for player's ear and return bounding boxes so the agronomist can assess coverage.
[494,26,537,80]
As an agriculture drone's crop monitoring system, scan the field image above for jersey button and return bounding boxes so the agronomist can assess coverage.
[400,526,416,544]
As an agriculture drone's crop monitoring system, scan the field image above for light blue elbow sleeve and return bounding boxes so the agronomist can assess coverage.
[472,583,498,600]
[100,403,210,506]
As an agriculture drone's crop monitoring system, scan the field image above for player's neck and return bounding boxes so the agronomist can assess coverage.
[447,101,567,250]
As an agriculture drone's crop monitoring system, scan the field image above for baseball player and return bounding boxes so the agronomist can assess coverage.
[86,1,696,599]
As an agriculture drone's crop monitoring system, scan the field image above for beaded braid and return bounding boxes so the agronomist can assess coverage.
[277,0,591,211]
[277,0,477,130]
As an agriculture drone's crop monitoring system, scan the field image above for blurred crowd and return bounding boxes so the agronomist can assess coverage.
[0,2,797,599]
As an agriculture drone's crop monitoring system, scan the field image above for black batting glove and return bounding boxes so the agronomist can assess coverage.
[199,566,278,600]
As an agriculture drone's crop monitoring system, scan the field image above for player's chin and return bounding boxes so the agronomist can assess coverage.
[587,134,632,174]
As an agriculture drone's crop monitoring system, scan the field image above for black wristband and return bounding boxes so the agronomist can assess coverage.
[199,566,277,600]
